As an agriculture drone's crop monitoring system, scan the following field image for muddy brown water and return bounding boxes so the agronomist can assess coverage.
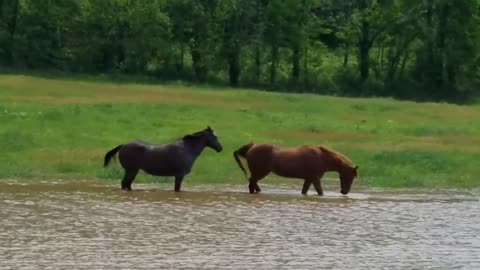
[1,180,479,270]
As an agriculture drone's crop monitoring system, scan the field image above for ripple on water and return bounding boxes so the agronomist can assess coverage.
[1,181,479,270]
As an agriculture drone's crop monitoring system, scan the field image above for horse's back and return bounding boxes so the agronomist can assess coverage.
[116,141,147,169]
[246,144,316,158]
[246,144,276,159]
[120,140,155,154]
[271,145,320,178]
[118,140,166,163]
[142,142,187,165]
[244,144,318,178]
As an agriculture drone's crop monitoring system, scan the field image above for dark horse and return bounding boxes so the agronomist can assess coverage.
[104,126,223,191]
[233,143,358,196]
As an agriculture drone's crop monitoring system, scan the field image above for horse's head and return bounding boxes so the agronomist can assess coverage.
[203,126,223,152]
[339,165,358,195]
[183,126,223,152]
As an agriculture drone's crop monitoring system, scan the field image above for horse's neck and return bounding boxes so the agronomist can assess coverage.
[322,154,344,173]
[184,139,207,158]
[329,161,352,177]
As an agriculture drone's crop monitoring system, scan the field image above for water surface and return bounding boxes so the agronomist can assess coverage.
[1,180,479,269]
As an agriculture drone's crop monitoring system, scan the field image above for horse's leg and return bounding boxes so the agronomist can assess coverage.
[121,169,139,191]
[301,178,314,195]
[247,158,271,194]
[248,177,260,194]
[254,182,262,193]
[248,172,269,194]
[312,178,324,196]
[174,176,184,192]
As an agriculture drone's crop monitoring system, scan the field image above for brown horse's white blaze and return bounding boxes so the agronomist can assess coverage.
[233,143,359,196]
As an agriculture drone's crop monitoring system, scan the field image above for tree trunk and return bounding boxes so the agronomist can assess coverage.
[436,2,449,87]
[177,42,184,72]
[357,0,371,81]
[386,32,416,84]
[424,0,437,86]
[304,45,309,88]
[386,49,398,83]
[254,45,261,83]
[0,0,4,20]
[399,49,409,78]
[191,42,207,81]
[117,23,127,69]
[379,45,384,74]
[101,42,115,72]
[270,44,278,85]
[359,19,370,81]
[446,58,456,86]
[343,44,349,67]
[425,0,434,66]
[292,45,300,81]
[228,47,240,86]
[6,0,19,65]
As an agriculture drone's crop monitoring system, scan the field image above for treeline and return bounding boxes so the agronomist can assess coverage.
[1,0,479,102]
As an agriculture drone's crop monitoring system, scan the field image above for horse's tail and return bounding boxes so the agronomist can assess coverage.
[233,142,254,179]
[104,145,123,167]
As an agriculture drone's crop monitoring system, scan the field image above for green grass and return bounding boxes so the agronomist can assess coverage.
[1,73,480,189]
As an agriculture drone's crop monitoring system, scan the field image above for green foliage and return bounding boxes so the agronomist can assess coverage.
[0,0,479,102]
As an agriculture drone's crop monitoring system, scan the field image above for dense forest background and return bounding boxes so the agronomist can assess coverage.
[0,0,479,102]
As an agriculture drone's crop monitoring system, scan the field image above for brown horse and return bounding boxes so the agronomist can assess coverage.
[233,143,358,196]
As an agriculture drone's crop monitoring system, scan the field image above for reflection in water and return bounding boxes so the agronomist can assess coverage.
[1,180,479,269]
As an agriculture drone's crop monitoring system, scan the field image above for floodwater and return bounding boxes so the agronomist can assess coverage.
[1,180,479,270]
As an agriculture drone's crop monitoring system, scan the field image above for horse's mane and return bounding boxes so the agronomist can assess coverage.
[318,146,354,167]
[181,129,206,141]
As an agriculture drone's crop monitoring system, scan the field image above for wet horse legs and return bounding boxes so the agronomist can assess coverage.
[174,176,184,192]
[312,178,324,196]
[248,177,262,194]
[302,178,323,196]
[248,171,269,194]
[247,168,269,194]
[301,179,313,195]
[121,169,139,191]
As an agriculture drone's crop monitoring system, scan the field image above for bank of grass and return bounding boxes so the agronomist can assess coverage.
[1,73,479,189]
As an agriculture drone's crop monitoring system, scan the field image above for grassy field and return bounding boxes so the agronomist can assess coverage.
[1,73,479,189]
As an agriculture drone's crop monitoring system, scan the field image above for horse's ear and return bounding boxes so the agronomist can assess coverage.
[354,166,359,172]
[207,125,212,131]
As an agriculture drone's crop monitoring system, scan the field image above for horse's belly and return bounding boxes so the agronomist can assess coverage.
[273,170,304,179]
[142,167,177,177]
[142,163,190,176]
[140,154,191,176]
[272,160,305,179]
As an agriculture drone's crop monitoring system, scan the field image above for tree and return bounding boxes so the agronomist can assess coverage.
[0,0,478,102]
[219,0,253,86]
[0,0,19,65]
[413,0,480,100]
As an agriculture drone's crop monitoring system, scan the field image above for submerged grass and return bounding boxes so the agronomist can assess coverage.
[1,73,480,189]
